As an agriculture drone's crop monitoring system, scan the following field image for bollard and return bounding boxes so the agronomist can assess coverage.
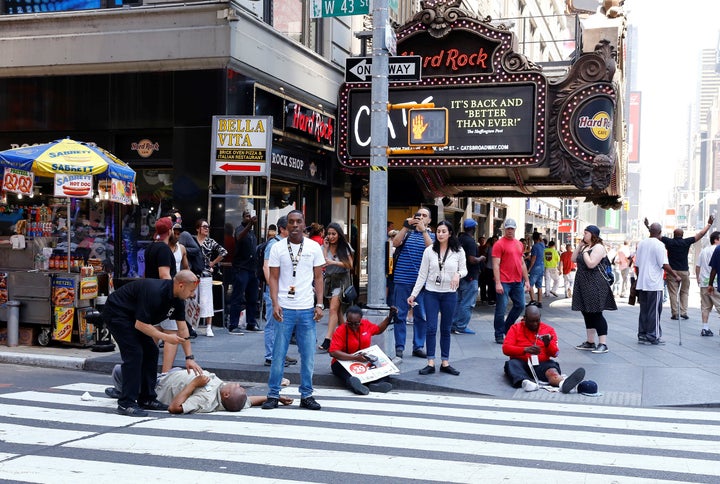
[6,300,21,347]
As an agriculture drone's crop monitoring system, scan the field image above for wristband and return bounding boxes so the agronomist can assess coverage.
[185,355,195,360]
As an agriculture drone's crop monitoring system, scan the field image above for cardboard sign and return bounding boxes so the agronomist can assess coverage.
[338,344,399,383]
[2,167,34,196]
[54,174,93,198]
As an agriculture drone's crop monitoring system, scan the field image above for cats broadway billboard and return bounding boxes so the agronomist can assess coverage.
[336,0,621,203]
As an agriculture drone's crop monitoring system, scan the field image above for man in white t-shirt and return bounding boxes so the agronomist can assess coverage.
[696,231,720,336]
[263,209,326,411]
[635,222,681,345]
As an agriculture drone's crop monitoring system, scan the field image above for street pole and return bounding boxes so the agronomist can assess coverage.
[366,0,389,310]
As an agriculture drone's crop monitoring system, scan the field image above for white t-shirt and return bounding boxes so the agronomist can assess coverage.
[269,236,325,309]
[635,237,668,291]
[696,244,717,288]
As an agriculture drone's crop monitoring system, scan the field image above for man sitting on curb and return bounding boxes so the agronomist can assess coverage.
[502,304,585,393]
[105,364,292,413]
[328,305,397,395]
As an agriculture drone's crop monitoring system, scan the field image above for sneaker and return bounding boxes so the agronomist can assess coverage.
[521,379,539,392]
[591,343,609,354]
[451,329,462,335]
[285,356,298,365]
[116,405,148,417]
[368,381,393,393]
[459,328,476,335]
[228,327,244,335]
[264,358,290,367]
[262,397,279,410]
[650,338,666,345]
[104,387,120,399]
[680,314,689,320]
[348,376,370,395]
[205,326,214,337]
[701,329,714,337]
[412,349,427,358]
[488,301,496,306]
[560,367,585,393]
[139,399,169,411]
[537,302,542,308]
[575,341,597,351]
[300,396,321,410]
[670,315,679,320]
[495,336,504,344]
[395,349,403,358]
[245,325,263,332]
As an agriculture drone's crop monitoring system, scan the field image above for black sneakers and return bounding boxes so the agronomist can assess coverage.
[300,396,321,410]
[261,397,279,409]
[701,329,714,336]
[575,341,596,351]
[560,367,585,394]
[116,405,148,417]
[139,399,169,411]
[348,376,370,395]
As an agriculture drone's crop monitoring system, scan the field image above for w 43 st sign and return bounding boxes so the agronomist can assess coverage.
[310,0,369,18]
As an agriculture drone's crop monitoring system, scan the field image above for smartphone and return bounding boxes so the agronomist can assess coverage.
[251,209,257,217]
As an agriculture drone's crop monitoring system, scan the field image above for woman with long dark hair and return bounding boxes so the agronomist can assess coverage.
[408,220,467,375]
[571,225,617,354]
[318,222,354,351]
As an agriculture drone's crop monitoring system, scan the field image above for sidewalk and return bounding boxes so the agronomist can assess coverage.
[2,289,720,408]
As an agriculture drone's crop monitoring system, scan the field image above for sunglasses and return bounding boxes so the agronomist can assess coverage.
[200,225,209,228]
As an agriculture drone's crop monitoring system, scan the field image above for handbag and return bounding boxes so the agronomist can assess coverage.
[597,255,614,286]
[342,284,358,304]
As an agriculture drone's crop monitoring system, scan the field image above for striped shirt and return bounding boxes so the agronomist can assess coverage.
[393,230,435,285]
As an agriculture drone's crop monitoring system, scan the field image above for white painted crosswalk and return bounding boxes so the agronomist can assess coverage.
[1,382,719,483]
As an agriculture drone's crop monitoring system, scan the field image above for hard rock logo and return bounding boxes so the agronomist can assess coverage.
[577,112,611,141]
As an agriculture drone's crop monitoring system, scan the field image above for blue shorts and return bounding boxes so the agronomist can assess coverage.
[529,270,544,288]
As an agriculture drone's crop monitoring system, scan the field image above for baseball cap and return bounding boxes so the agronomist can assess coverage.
[154,217,173,240]
[503,218,517,229]
[577,380,602,397]
[463,219,477,229]
[585,225,601,237]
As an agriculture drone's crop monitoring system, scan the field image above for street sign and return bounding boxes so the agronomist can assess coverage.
[345,56,422,83]
[310,0,369,18]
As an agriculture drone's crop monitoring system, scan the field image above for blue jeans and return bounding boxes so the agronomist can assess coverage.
[229,269,259,329]
[263,289,275,360]
[451,278,478,331]
[424,291,457,360]
[267,308,316,399]
[392,282,427,353]
[493,282,526,339]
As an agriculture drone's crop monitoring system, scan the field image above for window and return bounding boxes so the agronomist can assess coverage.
[272,0,320,51]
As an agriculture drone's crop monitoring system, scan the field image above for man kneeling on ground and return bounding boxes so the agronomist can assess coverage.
[502,305,585,393]
[106,364,292,413]
[328,305,397,395]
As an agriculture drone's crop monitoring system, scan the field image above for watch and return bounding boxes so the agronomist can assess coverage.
[185,355,195,360]
[315,304,324,309]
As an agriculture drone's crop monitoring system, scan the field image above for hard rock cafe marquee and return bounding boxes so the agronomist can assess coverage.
[337,0,623,208]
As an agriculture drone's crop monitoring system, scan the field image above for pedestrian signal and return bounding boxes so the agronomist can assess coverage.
[407,108,448,146]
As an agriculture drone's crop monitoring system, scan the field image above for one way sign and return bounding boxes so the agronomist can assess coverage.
[345,56,422,83]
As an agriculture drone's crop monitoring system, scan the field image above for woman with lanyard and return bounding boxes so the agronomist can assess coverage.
[195,219,227,337]
[318,222,354,352]
[408,220,467,376]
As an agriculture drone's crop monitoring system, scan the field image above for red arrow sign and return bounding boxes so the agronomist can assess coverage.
[217,164,262,172]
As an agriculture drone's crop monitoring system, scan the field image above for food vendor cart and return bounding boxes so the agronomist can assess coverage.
[0,139,136,346]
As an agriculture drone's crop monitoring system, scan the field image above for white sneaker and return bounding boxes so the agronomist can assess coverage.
[521,379,539,392]
[206,326,214,337]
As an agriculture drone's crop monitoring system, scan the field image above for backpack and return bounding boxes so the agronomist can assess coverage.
[255,236,279,284]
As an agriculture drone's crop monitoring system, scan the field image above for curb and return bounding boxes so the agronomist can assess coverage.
[0,352,86,370]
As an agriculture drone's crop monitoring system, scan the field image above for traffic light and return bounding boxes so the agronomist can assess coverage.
[407,108,449,146]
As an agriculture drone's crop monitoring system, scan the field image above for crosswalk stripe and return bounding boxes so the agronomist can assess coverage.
[0,423,93,446]
[65,432,697,483]
[0,455,309,484]
[52,383,720,422]
[4,390,719,440]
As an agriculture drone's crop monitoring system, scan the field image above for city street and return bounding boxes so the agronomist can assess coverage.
[1,364,719,483]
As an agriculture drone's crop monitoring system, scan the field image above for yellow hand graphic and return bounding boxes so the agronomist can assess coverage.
[412,114,429,141]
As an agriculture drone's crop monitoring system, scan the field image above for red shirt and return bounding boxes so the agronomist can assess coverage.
[502,320,559,362]
[493,236,525,283]
[559,251,575,275]
[328,319,381,364]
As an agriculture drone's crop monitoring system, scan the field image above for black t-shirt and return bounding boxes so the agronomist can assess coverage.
[661,236,695,271]
[144,241,176,279]
[103,279,185,326]
[233,223,257,271]
[458,232,481,280]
